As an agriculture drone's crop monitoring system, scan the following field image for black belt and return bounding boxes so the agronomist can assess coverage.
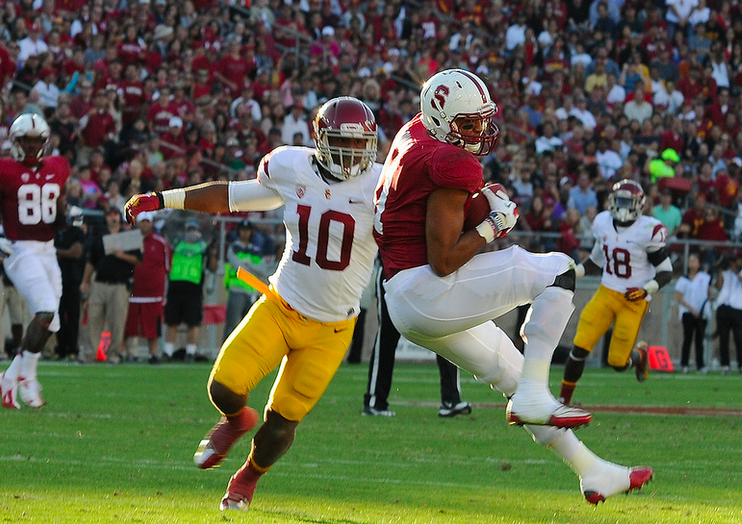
[96,279,127,285]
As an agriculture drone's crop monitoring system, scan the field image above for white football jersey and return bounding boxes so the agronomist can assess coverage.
[254,146,380,323]
[589,211,667,294]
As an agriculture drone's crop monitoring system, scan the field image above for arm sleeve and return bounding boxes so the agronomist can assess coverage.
[228,180,284,213]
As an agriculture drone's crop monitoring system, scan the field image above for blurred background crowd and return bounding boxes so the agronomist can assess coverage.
[0,0,740,361]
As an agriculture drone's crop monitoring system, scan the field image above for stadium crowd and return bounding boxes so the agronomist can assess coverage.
[0,0,740,360]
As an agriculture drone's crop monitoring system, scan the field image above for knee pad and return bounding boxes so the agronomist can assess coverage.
[551,269,576,292]
[522,287,575,348]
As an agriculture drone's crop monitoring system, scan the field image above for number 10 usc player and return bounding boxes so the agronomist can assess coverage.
[1,113,70,409]
[124,97,380,511]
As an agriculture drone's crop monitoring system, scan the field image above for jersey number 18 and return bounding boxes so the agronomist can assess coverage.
[602,245,632,279]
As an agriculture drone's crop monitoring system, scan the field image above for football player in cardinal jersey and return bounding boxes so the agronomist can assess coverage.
[374,69,652,503]
[559,179,673,405]
[0,113,71,410]
[124,97,380,511]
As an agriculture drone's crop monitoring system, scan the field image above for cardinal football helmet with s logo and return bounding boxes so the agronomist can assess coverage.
[313,96,378,180]
[9,113,50,165]
[420,68,499,156]
[608,179,646,224]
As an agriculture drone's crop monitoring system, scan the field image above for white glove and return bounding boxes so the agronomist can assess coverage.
[475,186,519,243]
[0,237,14,259]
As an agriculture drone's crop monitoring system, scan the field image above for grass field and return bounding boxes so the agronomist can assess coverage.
[2,361,742,524]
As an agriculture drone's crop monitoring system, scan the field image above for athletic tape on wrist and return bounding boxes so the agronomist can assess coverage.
[162,188,186,209]
[475,218,496,243]
[643,279,659,294]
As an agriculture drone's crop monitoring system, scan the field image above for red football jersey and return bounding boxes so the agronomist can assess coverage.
[374,114,485,278]
[0,156,71,241]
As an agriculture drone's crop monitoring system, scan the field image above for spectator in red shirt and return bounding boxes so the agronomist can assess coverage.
[679,192,708,239]
[69,78,95,119]
[146,84,178,136]
[161,116,187,159]
[676,65,704,104]
[716,162,740,214]
[172,82,196,122]
[660,116,685,153]
[117,23,146,67]
[125,211,171,364]
[215,39,251,96]
[119,62,147,128]
[79,90,116,161]
[192,67,212,102]
[697,205,728,265]
[95,57,124,93]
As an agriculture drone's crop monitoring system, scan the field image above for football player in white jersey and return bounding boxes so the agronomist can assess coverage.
[124,97,380,511]
[559,179,673,405]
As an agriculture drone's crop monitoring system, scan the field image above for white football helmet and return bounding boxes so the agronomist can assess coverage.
[420,68,499,156]
[608,179,646,224]
[9,113,50,165]
[313,96,378,180]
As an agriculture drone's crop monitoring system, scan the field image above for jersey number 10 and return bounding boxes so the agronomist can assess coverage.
[292,204,355,271]
[18,183,60,225]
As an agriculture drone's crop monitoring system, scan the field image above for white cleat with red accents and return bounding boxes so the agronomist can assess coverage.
[1,371,20,409]
[18,376,46,408]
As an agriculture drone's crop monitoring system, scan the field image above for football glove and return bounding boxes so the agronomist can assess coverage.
[624,287,648,301]
[124,192,163,224]
[475,184,519,243]
[0,237,13,259]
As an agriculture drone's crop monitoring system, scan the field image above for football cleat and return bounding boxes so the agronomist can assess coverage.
[362,406,396,417]
[18,376,46,408]
[194,408,259,470]
[1,371,20,409]
[582,465,653,505]
[219,474,259,512]
[635,342,649,382]
[506,396,591,429]
[438,401,472,418]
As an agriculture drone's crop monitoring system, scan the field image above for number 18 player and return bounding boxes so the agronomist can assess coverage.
[559,179,673,405]
[1,113,70,409]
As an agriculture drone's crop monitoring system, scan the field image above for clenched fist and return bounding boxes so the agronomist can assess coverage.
[124,192,163,224]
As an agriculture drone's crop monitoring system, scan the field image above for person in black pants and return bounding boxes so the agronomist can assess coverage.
[363,261,472,417]
[715,252,742,374]
[54,210,88,360]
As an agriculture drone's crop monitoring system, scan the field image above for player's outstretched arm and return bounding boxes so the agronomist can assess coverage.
[124,180,283,223]
[124,182,230,223]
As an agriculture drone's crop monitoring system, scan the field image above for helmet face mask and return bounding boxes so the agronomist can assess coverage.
[313,97,378,180]
[10,113,50,165]
[608,179,645,224]
[420,69,500,156]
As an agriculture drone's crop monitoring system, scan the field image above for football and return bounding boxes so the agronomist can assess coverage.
[463,183,509,231]
[463,190,491,231]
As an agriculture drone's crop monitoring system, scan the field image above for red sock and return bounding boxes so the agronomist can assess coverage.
[559,381,577,405]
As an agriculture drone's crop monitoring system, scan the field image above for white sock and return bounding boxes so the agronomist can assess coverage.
[186,344,197,356]
[528,426,596,476]
[163,342,174,357]
[3,353,23,381]
[21,351,40,379]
